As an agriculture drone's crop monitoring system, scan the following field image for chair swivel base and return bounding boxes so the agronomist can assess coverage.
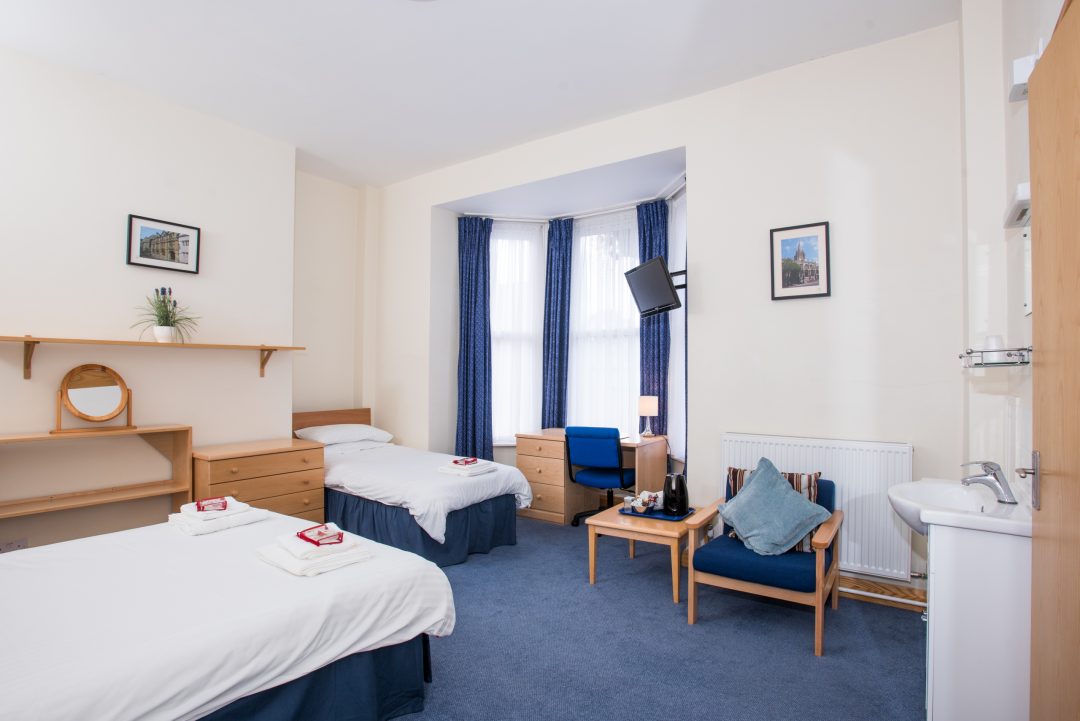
[570,488,624,527]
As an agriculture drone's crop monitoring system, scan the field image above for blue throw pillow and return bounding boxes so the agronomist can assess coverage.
[719,458,831,556]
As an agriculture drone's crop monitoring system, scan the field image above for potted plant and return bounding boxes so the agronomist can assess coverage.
[133,287,198,343]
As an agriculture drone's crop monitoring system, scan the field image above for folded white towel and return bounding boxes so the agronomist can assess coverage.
[168,508,270,535]
[257,542,372,577]
[438,462,497,477]
[276,523,361,560]
[179,497,252,521]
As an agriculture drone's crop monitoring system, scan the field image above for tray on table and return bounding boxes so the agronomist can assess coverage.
[618,506,695,522]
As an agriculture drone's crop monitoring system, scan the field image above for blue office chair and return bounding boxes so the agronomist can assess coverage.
[565,427,635,527]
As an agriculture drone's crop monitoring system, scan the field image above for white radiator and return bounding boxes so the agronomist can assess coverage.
[720,432,913,580]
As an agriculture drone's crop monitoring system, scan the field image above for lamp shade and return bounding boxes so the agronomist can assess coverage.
[638,395,659,417]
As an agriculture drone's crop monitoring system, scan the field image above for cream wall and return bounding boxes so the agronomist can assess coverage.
[961,0,1061,480]
[293,171,361,410]
[0,47,296,546]
[370,26,966,507]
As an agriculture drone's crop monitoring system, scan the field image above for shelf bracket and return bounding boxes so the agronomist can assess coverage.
[259,348,276,377]
[23,339,38,379]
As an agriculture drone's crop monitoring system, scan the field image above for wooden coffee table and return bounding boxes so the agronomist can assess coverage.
[585,504,691,603]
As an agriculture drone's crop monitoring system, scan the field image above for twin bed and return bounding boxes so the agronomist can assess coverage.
[0,512,454,721]
[3,407,527,720]
[293,408,532,567]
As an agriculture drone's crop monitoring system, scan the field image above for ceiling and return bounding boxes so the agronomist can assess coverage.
[0,0,959,186]
[442,148,685,219]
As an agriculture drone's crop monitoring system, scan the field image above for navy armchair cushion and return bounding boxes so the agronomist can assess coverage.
[692,535,833,593]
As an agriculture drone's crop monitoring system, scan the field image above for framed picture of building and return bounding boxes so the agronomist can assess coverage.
[126,215,200,274]
[770,221,830,300]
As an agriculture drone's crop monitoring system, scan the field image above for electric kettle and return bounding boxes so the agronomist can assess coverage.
[662,473,689,516]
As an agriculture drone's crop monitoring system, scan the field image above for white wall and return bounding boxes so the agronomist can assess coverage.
[0,46,296,546]
[369,26,965,507]
[293,171,361,410]
[961,0,1062,481]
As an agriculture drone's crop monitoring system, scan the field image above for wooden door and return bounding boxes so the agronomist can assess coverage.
[1027,3,1080,719]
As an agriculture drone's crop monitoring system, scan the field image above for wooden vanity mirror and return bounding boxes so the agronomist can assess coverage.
[53,364,135,433]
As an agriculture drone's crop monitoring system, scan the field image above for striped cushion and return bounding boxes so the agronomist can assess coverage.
[726,465,822,552]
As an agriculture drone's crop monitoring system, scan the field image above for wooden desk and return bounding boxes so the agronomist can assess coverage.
[585,504,689,603]
[514,429,668,525]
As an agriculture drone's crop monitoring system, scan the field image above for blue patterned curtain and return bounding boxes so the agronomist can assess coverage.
[637,200,670,435]
[456,216,494,459]
[541,218,573,428]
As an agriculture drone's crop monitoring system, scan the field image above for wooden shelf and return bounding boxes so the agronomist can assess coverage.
[0,335,304,379]
[0,478,190,520]
[0,424,192,520]
[0,424,189,445]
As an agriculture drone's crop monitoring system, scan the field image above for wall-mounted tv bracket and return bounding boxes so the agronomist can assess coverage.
[671,270,687,290]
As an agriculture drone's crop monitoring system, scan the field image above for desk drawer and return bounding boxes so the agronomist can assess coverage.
[253,488,324,516]
[208,468,322,502]
[516,438,564,460]
[528,481,564,514]
[205,449,323,483]
[517,455,566,485]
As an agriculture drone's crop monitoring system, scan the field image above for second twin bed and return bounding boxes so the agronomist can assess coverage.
[293,408,533,567]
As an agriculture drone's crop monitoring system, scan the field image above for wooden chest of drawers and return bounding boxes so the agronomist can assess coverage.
[515,432,588,525]
[193,439,325,523]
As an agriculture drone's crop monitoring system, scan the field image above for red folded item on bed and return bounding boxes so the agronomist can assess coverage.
[297,524,344,547]
[196,496,228,512]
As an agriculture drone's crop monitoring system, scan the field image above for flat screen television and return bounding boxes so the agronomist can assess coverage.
[624,256,682,317]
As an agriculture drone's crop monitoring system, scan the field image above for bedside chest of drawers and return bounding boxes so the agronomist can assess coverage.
[193,439,325,523]
[514,431,588,525]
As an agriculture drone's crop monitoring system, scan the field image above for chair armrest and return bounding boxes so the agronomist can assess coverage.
[684,500,723,530]
[812,510,844,550]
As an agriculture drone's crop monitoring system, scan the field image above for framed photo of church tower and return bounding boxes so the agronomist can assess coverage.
[770,221,830,300]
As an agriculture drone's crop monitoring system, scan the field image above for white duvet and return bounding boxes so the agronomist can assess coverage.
[0,514,455,721]
[325,443,533,544]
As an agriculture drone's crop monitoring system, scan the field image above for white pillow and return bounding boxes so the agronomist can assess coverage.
[324,440,390,456]
[295,423,393,445]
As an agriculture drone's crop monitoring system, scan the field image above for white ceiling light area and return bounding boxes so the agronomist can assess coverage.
[0,1,959,186]
[441,148,686,220]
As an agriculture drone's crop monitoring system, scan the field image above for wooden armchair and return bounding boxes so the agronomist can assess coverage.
[685,479,844,656]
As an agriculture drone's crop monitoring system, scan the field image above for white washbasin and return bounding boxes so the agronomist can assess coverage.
[888,477,1032,537]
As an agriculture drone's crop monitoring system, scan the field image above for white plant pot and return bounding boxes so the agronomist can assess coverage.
[152,326,177,343]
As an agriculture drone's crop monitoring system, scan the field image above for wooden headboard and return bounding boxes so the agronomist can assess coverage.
[292,408,372,435]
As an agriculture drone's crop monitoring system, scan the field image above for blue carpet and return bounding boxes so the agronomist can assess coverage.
[416,518,926,721]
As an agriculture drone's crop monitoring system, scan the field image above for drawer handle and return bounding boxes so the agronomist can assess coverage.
[535,494,543,501]
[230,467,239,474]
[302,479,310,485]
[536,445,542,451]
[301,456,310,464]
[229,489,239,496]
[303,498,311,506]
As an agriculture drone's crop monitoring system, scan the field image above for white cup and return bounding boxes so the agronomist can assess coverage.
[985,334,1006,364]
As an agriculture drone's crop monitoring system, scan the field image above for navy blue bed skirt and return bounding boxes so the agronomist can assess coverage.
[326,488,517,567]
[201,635,426,721]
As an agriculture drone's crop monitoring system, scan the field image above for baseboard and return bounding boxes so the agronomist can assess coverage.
[838,575,926,612]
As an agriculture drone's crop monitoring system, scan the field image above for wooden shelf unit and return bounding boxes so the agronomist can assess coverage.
[0,335,304,379]
[0,425,192,520]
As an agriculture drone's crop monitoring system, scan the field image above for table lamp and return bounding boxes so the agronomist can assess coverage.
[638,395,659,437]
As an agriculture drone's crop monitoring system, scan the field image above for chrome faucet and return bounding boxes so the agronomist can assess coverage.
[961,461,1018,504]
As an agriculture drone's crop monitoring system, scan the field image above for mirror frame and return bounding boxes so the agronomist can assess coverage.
[60,364,129,422]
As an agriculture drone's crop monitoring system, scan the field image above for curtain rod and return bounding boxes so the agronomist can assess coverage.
[665,178,687,201]
[462,188,686,225]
